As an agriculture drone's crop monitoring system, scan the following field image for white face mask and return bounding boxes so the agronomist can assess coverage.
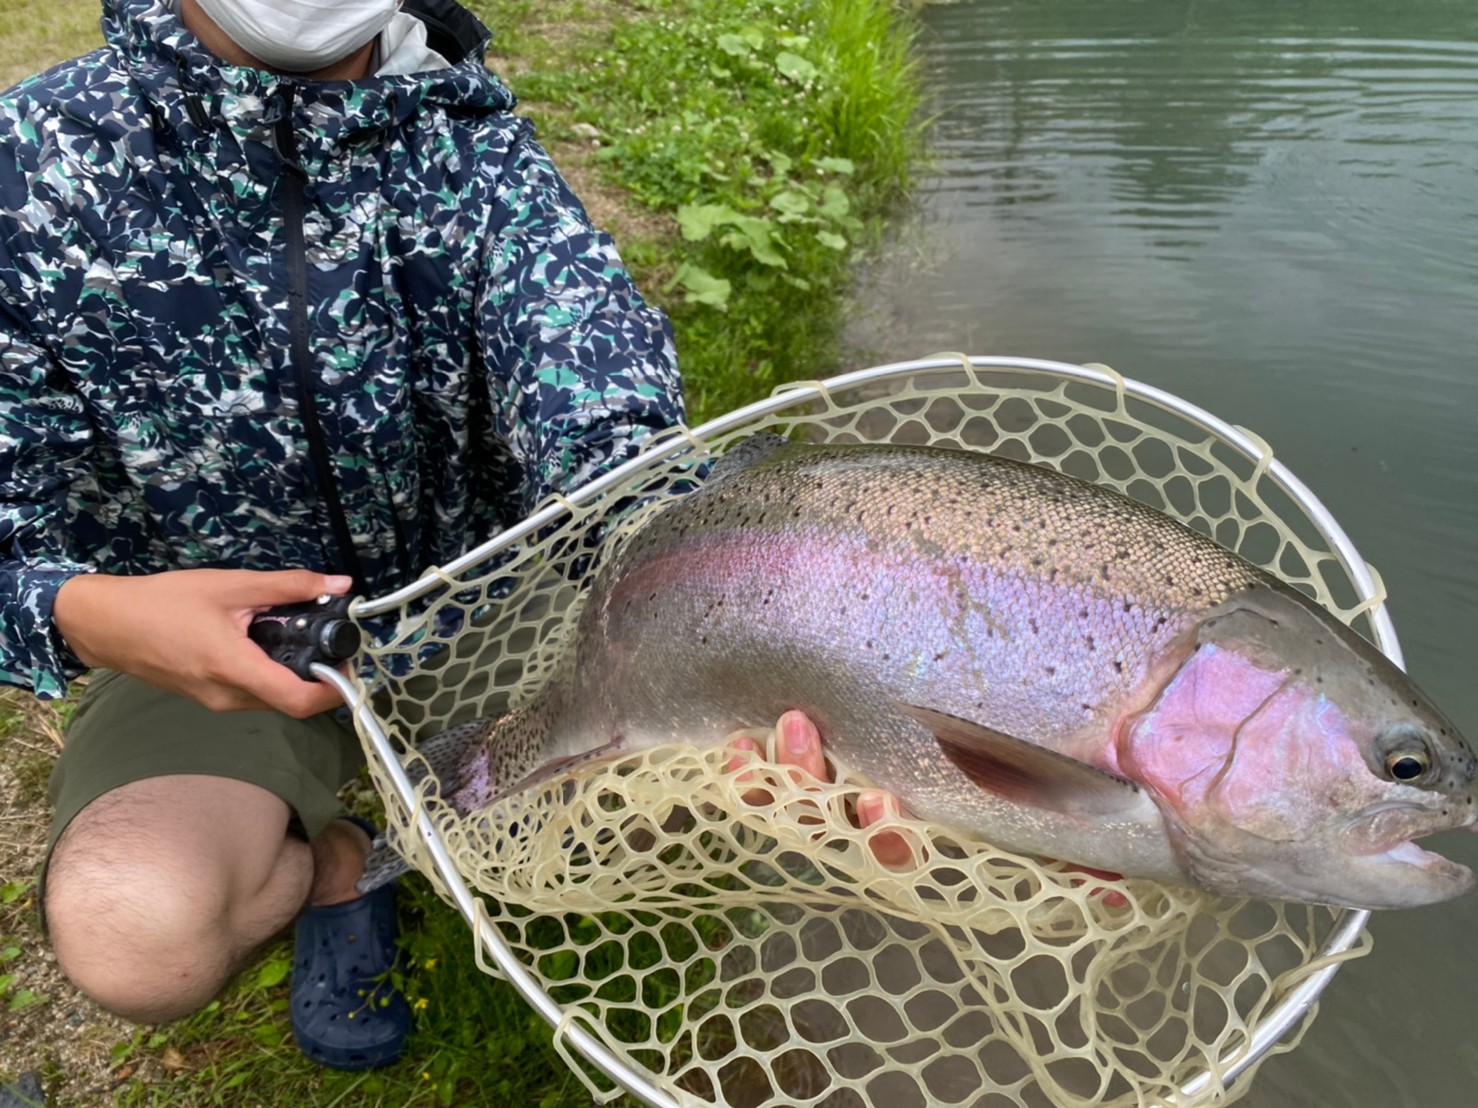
[194,0,401,73]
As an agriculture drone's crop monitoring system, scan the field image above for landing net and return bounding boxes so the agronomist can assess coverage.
[341,357,1384,1107]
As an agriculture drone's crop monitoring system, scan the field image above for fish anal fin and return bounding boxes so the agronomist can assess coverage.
[895,701,1153,821]
[411,716,495,791]
[493,739,625,801]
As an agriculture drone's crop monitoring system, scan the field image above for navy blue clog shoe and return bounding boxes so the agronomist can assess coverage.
[289,818,410,1071]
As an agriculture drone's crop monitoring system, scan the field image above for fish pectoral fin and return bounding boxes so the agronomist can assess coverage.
[895,701,1155,821]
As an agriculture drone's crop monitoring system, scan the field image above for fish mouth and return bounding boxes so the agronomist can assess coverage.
[1349,803,1477,884]
[1369,839,1468,873]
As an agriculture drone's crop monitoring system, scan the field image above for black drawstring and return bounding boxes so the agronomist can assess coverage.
[263,87,306,179]
[175,64,211,131]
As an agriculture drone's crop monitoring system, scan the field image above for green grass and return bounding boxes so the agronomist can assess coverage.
[0,0,103,90]
[0,692,61,808]
[506,0,923,420]
[1,0,923,1102]
[97,883,593,1107]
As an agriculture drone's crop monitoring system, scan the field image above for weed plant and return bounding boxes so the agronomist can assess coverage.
[512,0,923,420]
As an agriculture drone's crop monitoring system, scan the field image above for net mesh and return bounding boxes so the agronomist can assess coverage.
[351,360,1378,1107]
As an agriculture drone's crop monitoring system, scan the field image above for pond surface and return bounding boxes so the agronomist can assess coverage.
[846,2,1478,1104]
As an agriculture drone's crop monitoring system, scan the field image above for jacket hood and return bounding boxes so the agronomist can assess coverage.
[102,0,516,156]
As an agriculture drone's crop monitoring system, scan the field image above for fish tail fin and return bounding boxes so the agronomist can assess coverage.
[352,716,496,894]
[356,834,410,894]
[353,696,564,892]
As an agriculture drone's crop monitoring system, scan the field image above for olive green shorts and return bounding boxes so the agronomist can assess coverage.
[45,669,366,867]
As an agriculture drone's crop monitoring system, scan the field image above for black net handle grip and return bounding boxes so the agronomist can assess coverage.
[247,594,362,682]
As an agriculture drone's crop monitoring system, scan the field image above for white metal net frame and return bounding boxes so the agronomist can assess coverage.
[313,355,1392,1107]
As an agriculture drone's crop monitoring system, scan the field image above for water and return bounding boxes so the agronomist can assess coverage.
[845,2,1478,1104]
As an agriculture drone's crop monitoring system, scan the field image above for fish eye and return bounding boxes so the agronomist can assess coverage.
[1385,751,1430,782]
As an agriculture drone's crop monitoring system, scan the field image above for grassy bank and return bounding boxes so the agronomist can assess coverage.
[490,0,922,420]
[1,0,922,1105]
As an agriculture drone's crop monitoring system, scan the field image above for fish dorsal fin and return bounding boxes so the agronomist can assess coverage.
[895,702,1157,821]
[706,432,793,483]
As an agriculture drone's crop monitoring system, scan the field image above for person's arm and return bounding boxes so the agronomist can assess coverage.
[0,300,347,717]
[476,126,685,509]
[0,295,99,699]
[52,569,353,717]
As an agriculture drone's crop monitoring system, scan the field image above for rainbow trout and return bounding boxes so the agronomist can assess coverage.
[364,435,1478,909]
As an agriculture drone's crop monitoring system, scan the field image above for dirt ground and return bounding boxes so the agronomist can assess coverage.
[0,694,144,1104]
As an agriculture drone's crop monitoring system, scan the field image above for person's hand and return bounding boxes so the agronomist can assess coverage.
[726,709,915,867]
[53,568,352,718]
[727,710,1129,901]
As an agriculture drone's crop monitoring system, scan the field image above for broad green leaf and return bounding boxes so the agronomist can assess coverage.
[815,156,856,176]
[769,189,812,218]
[817,185,851,220]
[816,230,849,250]
[256,958,290,989]
[8,988,43,1011]
[723,219,787,268]
[763,150,793,176]
[671,264,732,308]
[774,52,818,83]
[716,34,751,57]
[675,203,738,242]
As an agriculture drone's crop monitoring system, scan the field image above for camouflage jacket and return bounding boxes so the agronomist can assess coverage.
[0,0,684,698]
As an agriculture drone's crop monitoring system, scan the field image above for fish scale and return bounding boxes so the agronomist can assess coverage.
[573,439,1260,751]
[362,435,1478,910]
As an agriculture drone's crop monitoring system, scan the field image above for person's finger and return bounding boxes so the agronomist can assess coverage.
[724,731,779,805]
[222,569,354,609]
[856,789,915,868]
[219,646,347,718]
[721,729,756,774]
[775,710,827,782]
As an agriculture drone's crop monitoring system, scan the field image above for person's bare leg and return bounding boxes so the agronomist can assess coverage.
[43,775,367,1024]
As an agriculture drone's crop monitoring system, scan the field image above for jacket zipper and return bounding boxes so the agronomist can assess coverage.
[268,86,367,590]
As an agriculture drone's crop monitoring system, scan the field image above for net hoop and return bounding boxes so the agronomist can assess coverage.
[319,355,1389,1107]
